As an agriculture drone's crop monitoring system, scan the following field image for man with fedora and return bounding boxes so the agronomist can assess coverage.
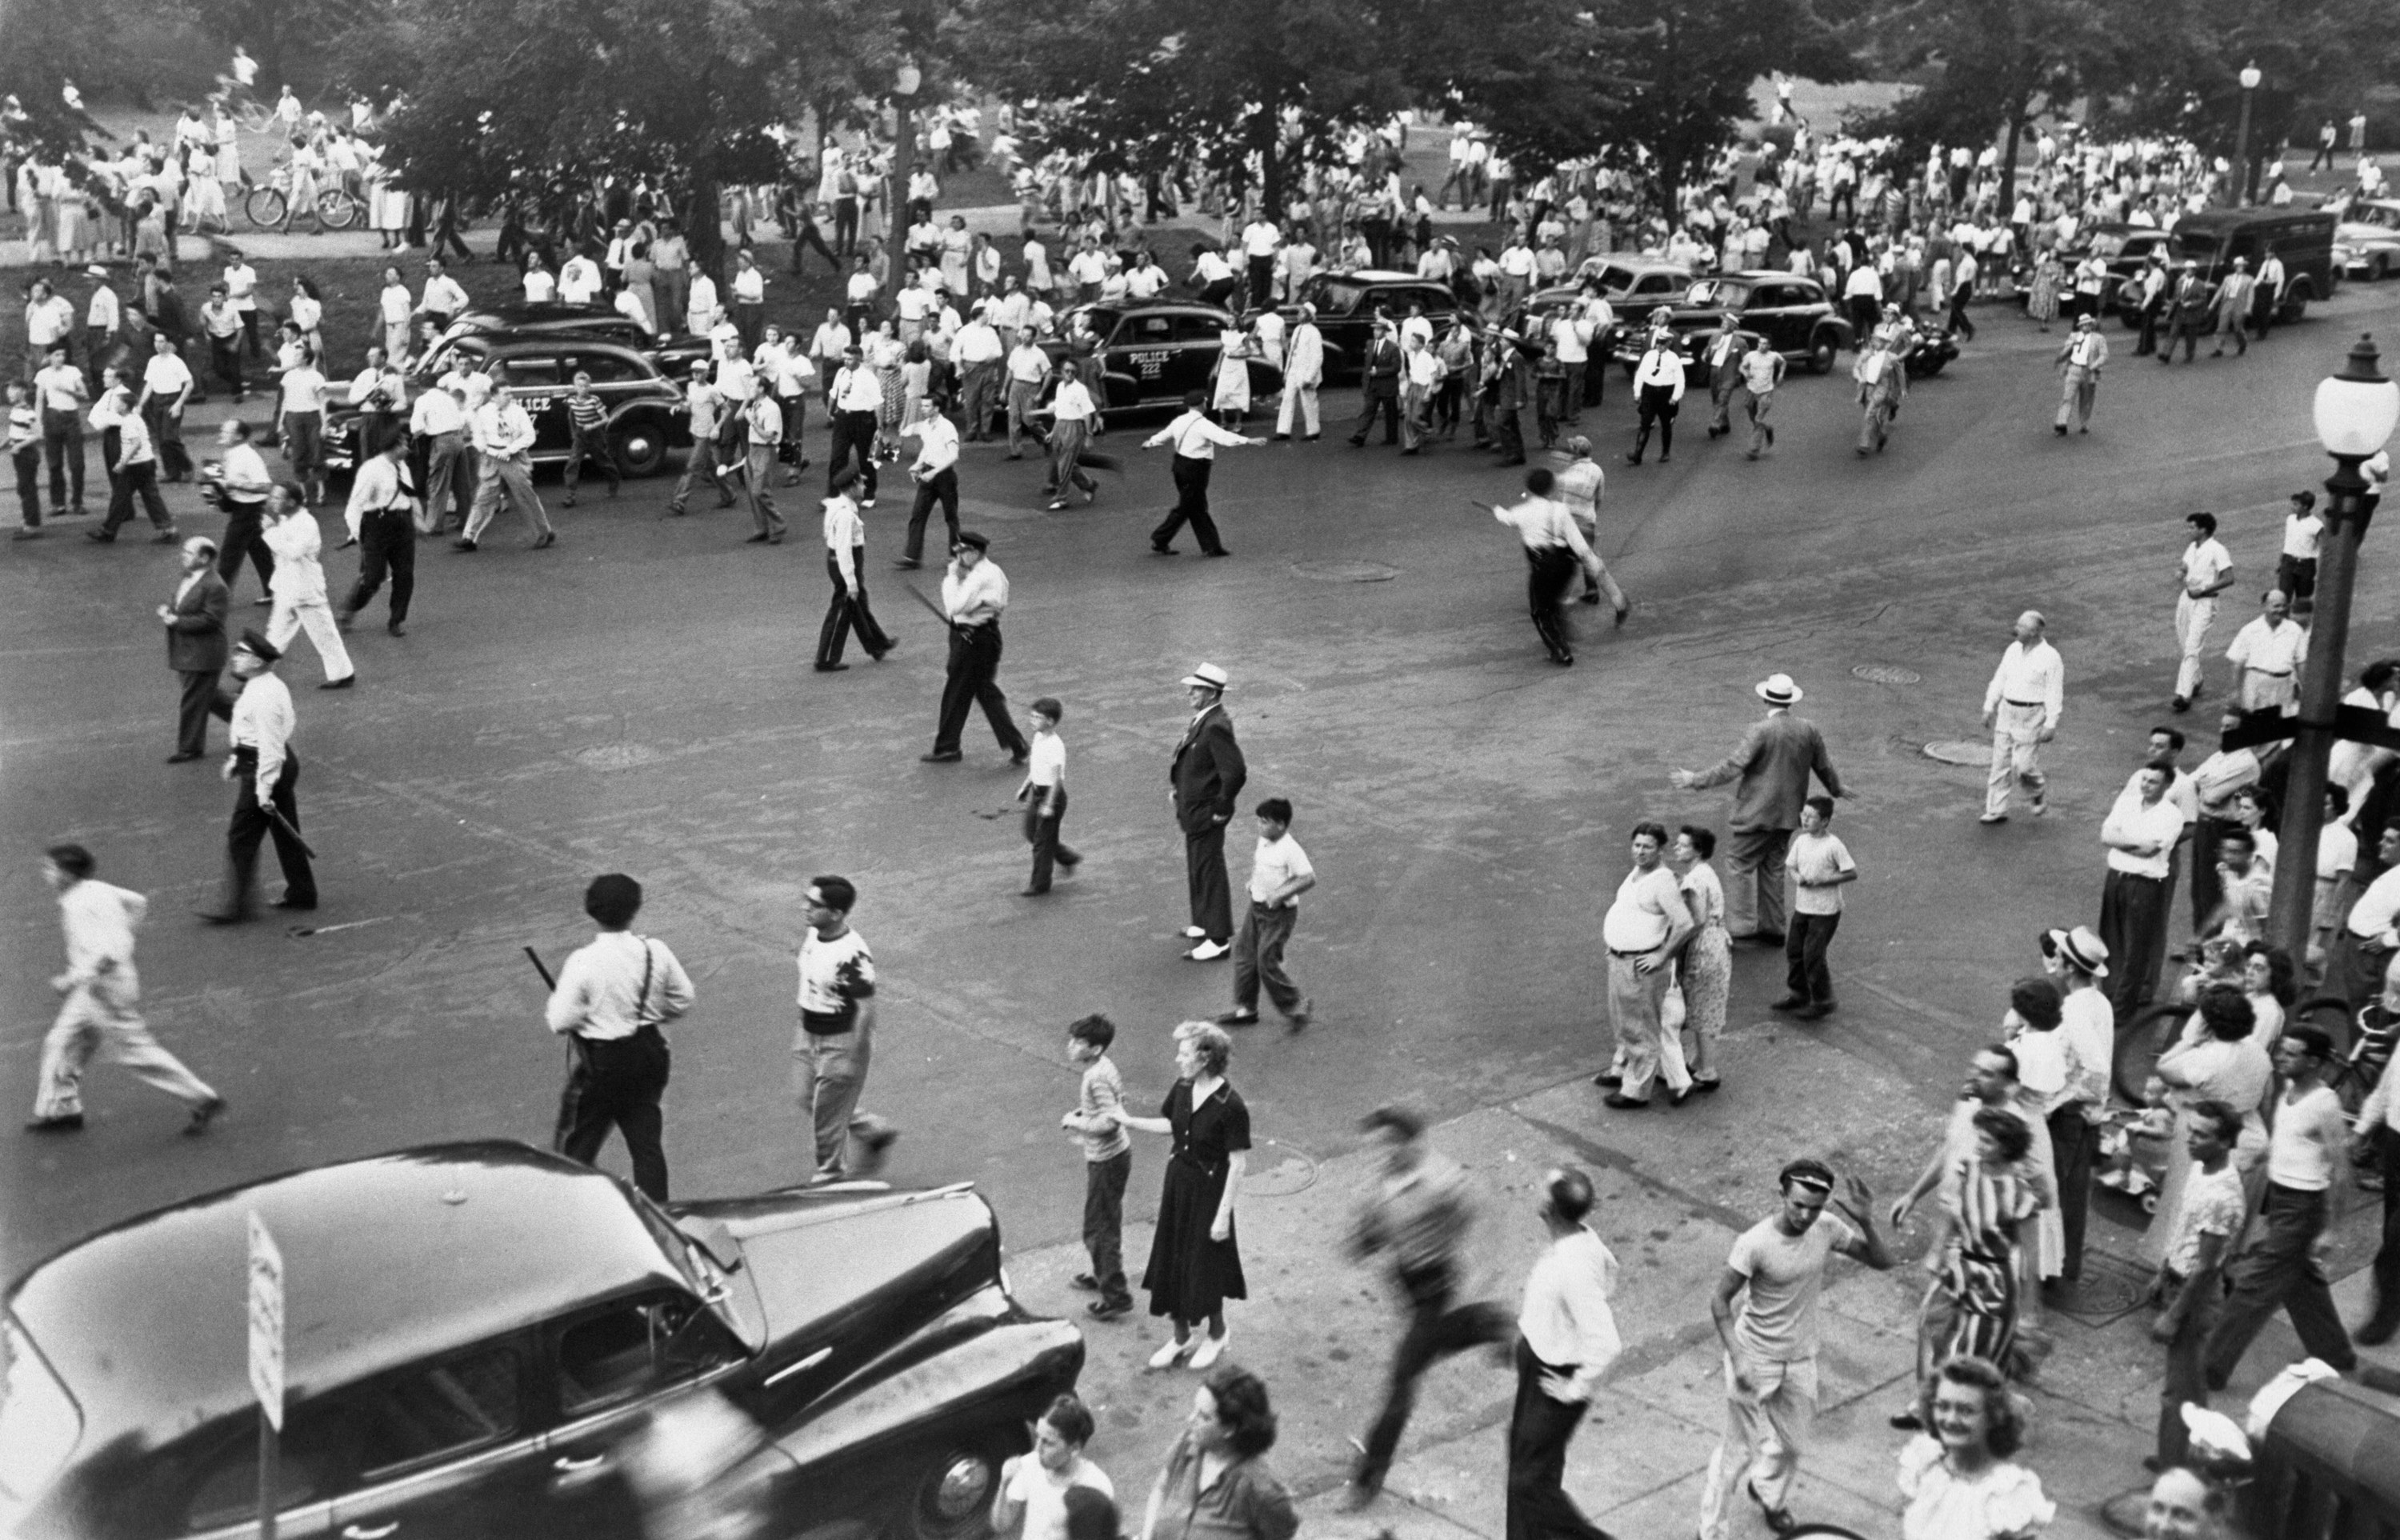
[922,530,1028,765]
[158,534,229,763]
[2039,923,2114,1282]
[1671,674,1846,946]
[1170,664,1248,961]
[2054,312,2107,436]
[2162,260,2210,365]
[200,630,317,922]
[2210,258,2254,358]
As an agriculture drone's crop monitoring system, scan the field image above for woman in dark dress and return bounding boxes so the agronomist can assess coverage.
[1114,1021,1249,1371]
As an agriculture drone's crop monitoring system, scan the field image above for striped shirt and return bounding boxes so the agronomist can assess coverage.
[566,392,607,433]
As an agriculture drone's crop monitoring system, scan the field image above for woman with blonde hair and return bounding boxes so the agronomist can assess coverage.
[1111,1022,1250,1371]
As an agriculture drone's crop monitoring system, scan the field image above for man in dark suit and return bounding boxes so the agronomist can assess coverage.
[1350,319,1404,447]
[1170,663,1248,961]
[1668,672,1846,945]
[157,535,229,763]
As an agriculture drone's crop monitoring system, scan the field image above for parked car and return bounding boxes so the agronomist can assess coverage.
[1276,271,1458,381]
[2335,199,2400,279]
[2102,209,2338,324]
[0,1141,1084,1540]
[434,302,716,382]
[1614,272,1854,378]
[321,337,692,481]
[1545,256,1696,338]
[1035,300,1282,412]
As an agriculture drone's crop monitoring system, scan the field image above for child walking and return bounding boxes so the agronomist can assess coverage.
[1060,1014,1134,1320]
[1777,794,1856,1019]
[1017,697,1081,895]
[1216,798,1316,1030]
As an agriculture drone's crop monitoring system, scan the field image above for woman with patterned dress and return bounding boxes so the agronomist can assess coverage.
[1673,825,1731,1092]
[2026,252,2062,331]
[1932,1106,2043,1372]
[1111,1022,1250,1372]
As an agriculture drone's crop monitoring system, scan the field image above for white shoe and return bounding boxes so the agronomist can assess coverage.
[1181,925,1210,939]
[1148,1336,1194,1370]
[1189,1330,1230,1370]
[1186,939,1230,962]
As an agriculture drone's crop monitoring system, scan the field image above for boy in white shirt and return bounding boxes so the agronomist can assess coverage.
[1016,698,1081,894]
[991,1394,1113,1540]
[1778,797,1856,1020]
[1218,798,1316,1029]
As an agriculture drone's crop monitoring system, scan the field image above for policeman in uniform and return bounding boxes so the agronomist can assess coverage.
[921,531,1029,764]
[201,630,317,922]
[545,872,695,1202]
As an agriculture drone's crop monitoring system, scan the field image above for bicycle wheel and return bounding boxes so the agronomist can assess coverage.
[2294,994,2361,1060]
[2112,1002,2186,1105]
[244,186,288,229]
[315,190,358,230]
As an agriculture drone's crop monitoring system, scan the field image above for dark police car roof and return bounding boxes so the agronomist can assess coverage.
[7,1142,682,1454]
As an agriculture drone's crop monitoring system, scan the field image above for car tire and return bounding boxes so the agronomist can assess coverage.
[902,1436,1007,1540]
[1806,334,1836,374]
[611,416,670,478]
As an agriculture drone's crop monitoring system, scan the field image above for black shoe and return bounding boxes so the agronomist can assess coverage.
[86,529,115,542]
[1010,748,1030,766]
[1748,1481,1798,1535]
[814,662,850,672]
[1770,995,1810,1013]
[1602,1092,1650,1109]
[1669,1085,1693,1106]
[1794,1002,1832,1020]
[1150,542,1175,554]
[450,538,478,551]
[532,531,556,549]
[184,1096,226,1136]
[271,897,318,911]
[744,532,770,543]
[387,621,406,637]
[920,750,963,763]
[1086,1298,1133,1320]
[1203,547,1231,558]
[1019,884,1050,896]
[1070,1272,1101,1292]
[1693,1076,1722,1093]
[24,1114,84,1133]
[1594,1071,1622,1087]
[1214,1010,1261,1026]
[197,909,251,925]
[2359,1317,2400,1346]
[167,750,203,763]
[2171,695,2190,713]
[1890,1410,1923,1430]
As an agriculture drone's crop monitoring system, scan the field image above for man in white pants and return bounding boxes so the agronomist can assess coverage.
[2173,512,2234,713]
[262,482,356,689]
[1274,304,1323,442]
[1598,822,1694,1110]
[1981,610,2063,824]
[27,842,224,1134]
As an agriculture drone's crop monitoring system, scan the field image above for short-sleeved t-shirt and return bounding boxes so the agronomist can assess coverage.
[1002,1455,1113,1540]
[1786,832,1855,916]
[795,926,874,1037]
[1027,732,1066,789]
[1727,1211,1858,1362]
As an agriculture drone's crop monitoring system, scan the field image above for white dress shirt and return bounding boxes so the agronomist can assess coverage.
[1050,379,1097,422]
[342,454,410,540]
[942,558,1010,626]
[2226,615,2307,678]
[830,364,883,413]
[545,930,695,1042]
[1145,410,1250,459]
[473,398,537,458]
[262,511,327,603]
[904,413,959,475]
[230,670,296,794]
[410,387,466,437]
[2102,785,2186,879]
[57,879,147,989]
[421,274,468,315]
[824,495,866,586]
[1983,639,2064,731]
[1518,1226,1622,1402]
[1633,348,1688,398]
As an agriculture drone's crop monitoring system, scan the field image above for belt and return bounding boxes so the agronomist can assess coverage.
[1608,945,1662,958]
[2245,667,2293,677]
[2002,698,2044,708]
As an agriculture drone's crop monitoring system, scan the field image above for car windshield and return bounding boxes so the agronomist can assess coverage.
[412,336,489,384]
[2358,206,2400,231]
[2085,231,2130,258]
[1682,279,1750,309]
[1310,278,1370,314]
[628,1191,759,1349]
[0,1318,78,1502]
[2176,230,2220,259]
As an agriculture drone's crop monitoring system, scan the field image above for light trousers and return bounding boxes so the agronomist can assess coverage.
[1276,383,1319,437]
[464,452,553,542]
[2055,376,2098,430]
[1608,950,1689,1102]
[2175,594,2216,702]
[1699,1354,1817,1540]
[34,977,216,1120]
[266,594,355,682]
[1986,702,2046,818]
[790,1024,888,1181]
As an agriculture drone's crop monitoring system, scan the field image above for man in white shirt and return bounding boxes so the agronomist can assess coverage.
[814,468,892,670]
[559,250,603,307]
[736,374,786,545]
[1981,610,2064,823]
[418,257,467,332]
[2099,760,2187,1018]
[27,842,223,1134]
[1214,797,1316,1027]
[897,407,960,567]
[1239,218,1282,309]
[825,345,883,506]
[1490,465,1605,664]
[544,872,694,1202]
[32,342,90,516]
[202,630,318,921]
[2173,511,2234,712]
[1043,358,1102,511]
[2226,588,2308,715]
[260,483,356,686]
[923,531,1030,764]
[2279,490,2326,616]
[686,267,722,338]
[1509,1167,1621,1540]
[1601,821,1695,1106]
[2038,925,2115,1282]
[1398,333,1442,454]
[89,378,177,542]
[2054,312,2108,435]
[1002,334,1051,459]
[336,434,416,637]
[1275,304,1326,442]
[407,375,470,534]
[1627,330,1686,466]
[1143,390,1264,558]
[457,376,555,550]
[953,308,1005,442]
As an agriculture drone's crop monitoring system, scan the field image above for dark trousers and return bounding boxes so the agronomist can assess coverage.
[1526,545,1576,662]
[668,438,734,514]
[1353,388,1400,445]
[146,402,191,479]
[1359,1272,1510,1490]
[1083,1148,1133,1310]
[1631,388,1677,462]
[216,499,276,596]
[12,442,41,527]
[2203,1182,2356,1387]
[834,198,859,254]
[1233,902,1303,1014]
[175,668,220,755]
[1785,910,1840,1004]
[1247,254,1274,310]
[827,410,879,500]
[2048,1106,2096,1280]
[553,1026,671,1202]
[1184,819,1233,943]
[1025,790,1079,891]
[2278,554,2318,607]
[904,467,959,562]
[2137,303,2162,356]
[2099,869,2171,1021]
[224,750,314,914]
[1506,1339,1609,1540]
[2190,816,2235,930]
[564,422,619,497]
[791,221,839,274]
[42,408,84,507]
[934,622,1026,757]
[2370,1126,2400,1330]
[817,551,891,666]
[2164,317,2203,362]
[100,460,173,534]
[1151,454,1224,554]
[2158,1266,2218,1466]
[1494,406,1525,464]
[342,508,415,624]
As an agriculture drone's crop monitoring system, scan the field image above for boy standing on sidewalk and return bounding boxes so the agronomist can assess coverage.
[1776,796,1855,1020]
[1061,1014,1134,1321]
[1218,798,1317,1030]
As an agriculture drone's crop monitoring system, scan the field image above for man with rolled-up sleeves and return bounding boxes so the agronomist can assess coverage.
[1670,673,1845,946]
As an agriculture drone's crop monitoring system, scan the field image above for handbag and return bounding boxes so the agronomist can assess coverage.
[1661,962,1688,1034]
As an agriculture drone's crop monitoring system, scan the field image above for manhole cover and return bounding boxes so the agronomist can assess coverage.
[1854,664,1921,685]
[1242,1139,1319,1198]
[2043,1250,2152,1327]
[1922,739,1988,766]
[572,743,666,770]
[1290,560,1399,583]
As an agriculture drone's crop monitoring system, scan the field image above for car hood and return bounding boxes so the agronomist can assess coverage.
[2337,222,2400,243]
[682,1186,999,1348]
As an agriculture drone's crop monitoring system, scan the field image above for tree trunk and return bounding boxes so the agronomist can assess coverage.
[686,163,724,283]
[1999,100,2026,217]
[890,98,913,298]
[1255,106,1282,223]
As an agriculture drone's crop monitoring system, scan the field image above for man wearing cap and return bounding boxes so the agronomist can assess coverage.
[1142,390,1264,558]
[2040,924,2114,1282]
[1671,676,1846,946]
[2210,258,2254,358]
[922,532,1028,764]
[1980,610,2063,824]
[2162,261,2210,365]
[2054,313,2107,435]
[455,374,555,552]
[1170,665,1248,960]
[1275,303,1325,442]
[2172,512,2234,713]
[1626,329,1685,466]
[1554,438,1629,618]
[2226,588,2307,716]
[202,630,316,921]
[159,535,229,762]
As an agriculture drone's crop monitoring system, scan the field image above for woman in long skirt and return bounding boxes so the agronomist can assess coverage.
[1930,1109,2043,1374]
[1211,325,1253,429]
[1112,1022,1249,1371]
[1672,825,1731,1090]
[2026,251,2062,332]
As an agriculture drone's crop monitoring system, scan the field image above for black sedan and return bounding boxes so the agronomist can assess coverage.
[1536,256,1696,338]
[322,338,692,481]
[1037,300,1282,413]
[1614,272,1852,378]
[0,1141,1083,1540]
[435,302,717,382]
[1277,270,1459,382]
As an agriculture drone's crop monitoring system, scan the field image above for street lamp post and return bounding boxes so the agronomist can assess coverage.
[2270,334,2400,969]
[2233,62,2261,206]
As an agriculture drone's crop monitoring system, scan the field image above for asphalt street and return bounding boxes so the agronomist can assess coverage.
[7,282,2400,1532]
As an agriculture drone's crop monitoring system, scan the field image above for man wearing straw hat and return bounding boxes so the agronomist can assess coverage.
[1670,674,1846,946]
[1170,664,1247,962]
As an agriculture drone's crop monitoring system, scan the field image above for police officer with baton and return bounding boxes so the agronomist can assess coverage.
[199,630,318,922]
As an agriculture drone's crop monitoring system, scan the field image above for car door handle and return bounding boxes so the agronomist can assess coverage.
[342,1526,400,1540]
[552,1453,606,1474]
